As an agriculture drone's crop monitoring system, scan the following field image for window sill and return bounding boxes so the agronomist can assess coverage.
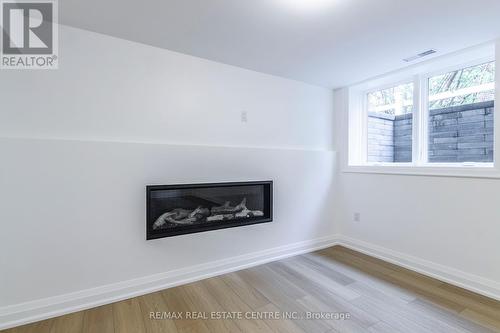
[343,164,500,179]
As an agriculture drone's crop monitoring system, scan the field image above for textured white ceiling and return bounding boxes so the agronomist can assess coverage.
[60,0,500,88]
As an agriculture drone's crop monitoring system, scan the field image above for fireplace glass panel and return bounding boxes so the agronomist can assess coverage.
[147,181,272,239]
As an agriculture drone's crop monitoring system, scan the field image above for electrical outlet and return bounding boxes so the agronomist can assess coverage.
[353,212,361,222]
[241,110,248,123]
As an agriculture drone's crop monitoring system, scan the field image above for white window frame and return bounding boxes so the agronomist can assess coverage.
[345,41,500,178]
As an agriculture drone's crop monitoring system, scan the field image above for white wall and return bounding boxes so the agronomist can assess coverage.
[0,28,333,150]
[333,86,500,298]
[0,25,336,322]
[0,138,336,306]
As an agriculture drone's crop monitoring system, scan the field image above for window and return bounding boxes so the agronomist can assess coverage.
[427,62,495,163]
[348,44,498,176]
[367,82,414,163]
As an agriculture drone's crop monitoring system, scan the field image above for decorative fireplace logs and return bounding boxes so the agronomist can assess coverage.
[152,198,264,230]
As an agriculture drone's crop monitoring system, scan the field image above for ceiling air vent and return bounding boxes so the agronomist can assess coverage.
[403,49,437,62]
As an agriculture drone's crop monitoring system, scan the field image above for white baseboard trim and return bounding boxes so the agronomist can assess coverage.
[0,235,340,330]
[336,235,500,302]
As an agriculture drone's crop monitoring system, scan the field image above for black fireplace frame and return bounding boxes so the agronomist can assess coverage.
[146,181,273,240]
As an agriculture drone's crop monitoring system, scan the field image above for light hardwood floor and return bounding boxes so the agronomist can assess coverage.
[3,246,500,333]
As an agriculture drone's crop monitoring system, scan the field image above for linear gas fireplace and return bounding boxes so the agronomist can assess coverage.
[146,181,273,240]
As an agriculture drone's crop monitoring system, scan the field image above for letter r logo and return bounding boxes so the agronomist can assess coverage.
[2,1,53,54]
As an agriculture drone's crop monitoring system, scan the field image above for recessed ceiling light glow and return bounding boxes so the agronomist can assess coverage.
[277,0,336,12]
